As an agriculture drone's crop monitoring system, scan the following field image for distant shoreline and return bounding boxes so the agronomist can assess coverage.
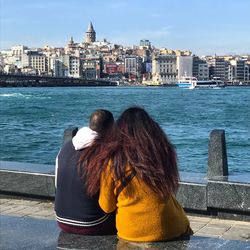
[0,74,250,88]
[1,83,250,88]
[1,84,250,88]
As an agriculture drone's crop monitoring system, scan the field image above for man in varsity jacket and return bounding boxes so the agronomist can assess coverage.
[55,109,116,235]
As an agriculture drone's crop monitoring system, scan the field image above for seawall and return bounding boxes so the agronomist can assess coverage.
[0,73,117,87]
[0,129,249,221]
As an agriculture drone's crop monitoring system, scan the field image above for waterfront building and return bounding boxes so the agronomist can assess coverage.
[229,59,249,83]
[49,57,66,77]
[4,55,22,71]
[21,51,48,75]
[3,64,19,74]
[82,55,102,79]
[193,56,209,80]
[68,55,81,78]
[198,63,209,80]
[21,67,37,75]
[245,64,250,82]
[124,56,141,79]
[58,54,81,78]
[85,21,96,43]
[176,55,193,80]
[152,54,177,84]
[0,45,29,72]
[209,57,229,81]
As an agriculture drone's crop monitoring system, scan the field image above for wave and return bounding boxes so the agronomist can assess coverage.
[0,93,51,99]
[0,93,31,98]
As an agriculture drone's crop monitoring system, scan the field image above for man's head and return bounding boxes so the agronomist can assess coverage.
[89,109,114,135]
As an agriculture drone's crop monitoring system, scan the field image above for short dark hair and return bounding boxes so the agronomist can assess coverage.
[89,109,114,134]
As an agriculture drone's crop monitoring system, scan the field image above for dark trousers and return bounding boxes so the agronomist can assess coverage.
[57,212,117,235]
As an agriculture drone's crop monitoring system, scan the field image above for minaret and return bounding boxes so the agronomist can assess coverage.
[68,36,74,46]
[69,36,74,44]
[85,21,96,43]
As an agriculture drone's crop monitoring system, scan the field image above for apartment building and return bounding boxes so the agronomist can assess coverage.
[82,55,102,79]
[193,56,209,80]
[209,57,229,81]
[229,59,249,82]
[21,51,48,75]
[124,56,141,78]
[152,54,177,84]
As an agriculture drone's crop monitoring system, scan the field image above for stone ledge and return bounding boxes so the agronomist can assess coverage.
[177,182,207,211]
[0,169,55,198]
[207,181,250,212]
[1,215,249,250]
[0,161,250,221]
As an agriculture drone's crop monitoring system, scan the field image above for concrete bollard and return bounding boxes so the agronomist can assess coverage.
[207,129,228,179]
[63,127,78,144]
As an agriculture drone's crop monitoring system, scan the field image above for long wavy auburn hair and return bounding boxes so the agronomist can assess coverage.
[80,107,180,199]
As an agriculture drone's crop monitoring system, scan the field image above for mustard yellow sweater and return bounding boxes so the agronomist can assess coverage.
[99,165,193,242]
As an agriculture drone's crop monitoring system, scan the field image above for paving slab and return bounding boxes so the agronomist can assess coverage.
[1,215,250,250]
[0,196,250,242]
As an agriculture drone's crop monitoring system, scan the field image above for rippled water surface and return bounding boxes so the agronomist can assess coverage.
[1,86,249,174]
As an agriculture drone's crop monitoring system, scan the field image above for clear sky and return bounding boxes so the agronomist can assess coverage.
[0,0,249,55]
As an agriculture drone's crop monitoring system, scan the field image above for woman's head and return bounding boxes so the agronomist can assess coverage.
[117,106,162,141]
[113,106,180,198]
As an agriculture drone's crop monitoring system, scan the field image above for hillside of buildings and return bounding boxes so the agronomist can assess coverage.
[1,22,249,85]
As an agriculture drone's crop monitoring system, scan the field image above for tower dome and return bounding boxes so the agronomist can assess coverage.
[85,21,96,43]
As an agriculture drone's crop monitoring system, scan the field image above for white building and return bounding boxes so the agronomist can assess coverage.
[68,55,81,78]
[11,45,28,57]
[176,56,193,79]
[0,45,29,72]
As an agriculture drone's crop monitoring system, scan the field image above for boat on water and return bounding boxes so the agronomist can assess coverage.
[195,79,226,89]
[177,77,226,89]
[177,77,197,89]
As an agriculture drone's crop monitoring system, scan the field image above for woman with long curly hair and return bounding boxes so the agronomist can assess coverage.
[81,107,193,242]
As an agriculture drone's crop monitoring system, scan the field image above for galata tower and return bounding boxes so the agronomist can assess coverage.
[85,21,96,43]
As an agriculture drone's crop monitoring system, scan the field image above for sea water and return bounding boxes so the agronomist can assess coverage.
[0,86,249,174]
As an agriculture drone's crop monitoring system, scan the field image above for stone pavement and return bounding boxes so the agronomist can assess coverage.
[0,195,249,242]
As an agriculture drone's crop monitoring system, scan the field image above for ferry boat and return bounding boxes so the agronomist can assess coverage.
[195,79,226,89]
[177,77,197,89]
[177,77,226,89]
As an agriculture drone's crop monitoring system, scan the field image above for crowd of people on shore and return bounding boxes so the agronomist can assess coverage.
[54,107,193,242]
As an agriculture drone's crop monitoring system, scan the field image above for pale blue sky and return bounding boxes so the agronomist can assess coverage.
[0,0,249,55]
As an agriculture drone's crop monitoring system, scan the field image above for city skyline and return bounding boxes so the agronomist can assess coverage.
[1,0,250,55]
